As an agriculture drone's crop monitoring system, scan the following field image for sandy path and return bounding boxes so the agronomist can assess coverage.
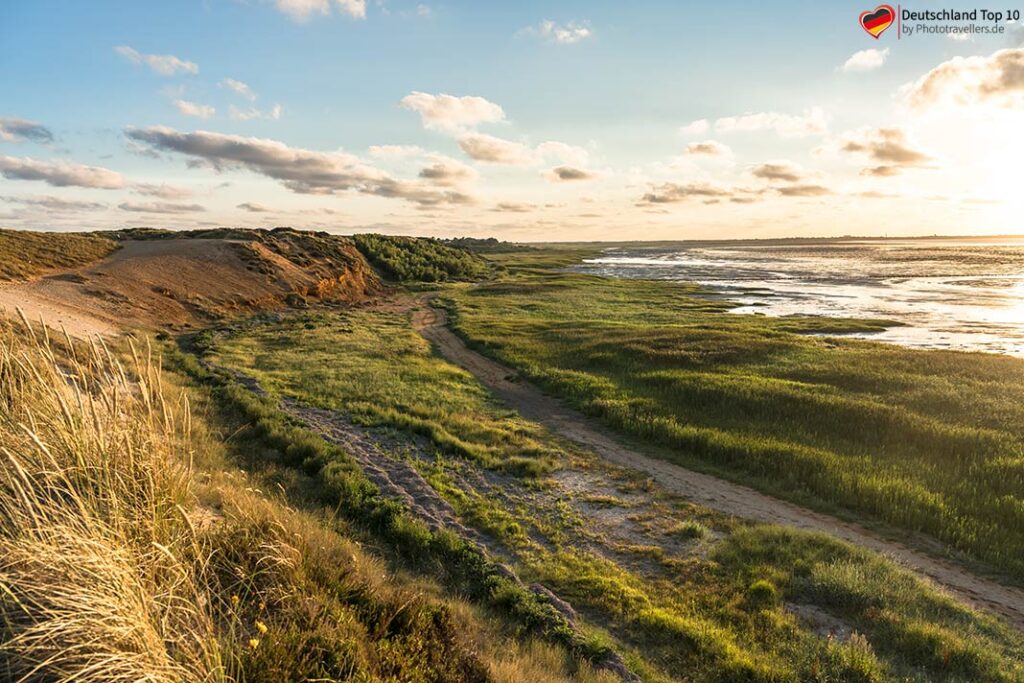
[412,298,1024,631]
[0,282,117,338]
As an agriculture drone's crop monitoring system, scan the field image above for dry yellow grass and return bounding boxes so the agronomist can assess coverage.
[0,316,225,682]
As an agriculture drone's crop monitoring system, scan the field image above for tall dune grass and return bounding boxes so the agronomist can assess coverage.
[0,318,224,682]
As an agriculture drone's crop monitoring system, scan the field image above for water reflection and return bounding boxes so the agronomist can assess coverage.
[575,239,1024,357]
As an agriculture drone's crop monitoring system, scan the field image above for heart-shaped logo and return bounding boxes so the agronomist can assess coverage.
[860,5,895,38]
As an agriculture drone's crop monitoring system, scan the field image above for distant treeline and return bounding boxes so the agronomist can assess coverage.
[443,237,534,254]
[351,233,489,282]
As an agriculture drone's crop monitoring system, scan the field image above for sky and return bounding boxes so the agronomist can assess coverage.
[1,0,1023,241]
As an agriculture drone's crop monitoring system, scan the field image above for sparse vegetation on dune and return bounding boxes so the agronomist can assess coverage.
[352,233,491,282]
[445,251,1024,578]
[0,229,118,281]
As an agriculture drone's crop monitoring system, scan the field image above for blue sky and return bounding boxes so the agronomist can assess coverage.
[1,1,1022,239]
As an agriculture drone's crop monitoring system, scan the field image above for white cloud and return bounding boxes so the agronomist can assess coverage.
[125,126,473,207]
[275,0,365,22]
[457,133,588,166]
[114,45,198,76]
[1,195,106,211]
[132,183,193,199]
[220,78,257,101]
[904,48,1024,109]
[842,48,889,73]
[524,19,593,44]
[714,107,827,137]
[0,155,124,189]
[458,133,534,164]
[679,119,710,136]
[400,91,505,132]
[0,118,54,144]
[175,99,216,119]
[418,155,478,186]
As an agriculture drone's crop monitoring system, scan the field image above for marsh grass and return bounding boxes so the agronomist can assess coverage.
[208,306,1024,682]
[446,259,1024,577]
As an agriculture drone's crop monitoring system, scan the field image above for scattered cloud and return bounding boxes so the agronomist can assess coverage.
[522,19,593,44]
[904,48,1024,109]
[229,104,283,121]
[0,155,124,189]
[0,118,54,144]
[457,133,534,165]
[842,48,889,73]
[2,195,106,211]
[220,78,257,101]
[457,133,587,166]
[125,126,474,207]
[400,91,505,132]
[640,182,732,204]
[714,107,827,137]
[750,162,805,182]
[545,165,595,182]
[684,140,731,156]
[275,0,365,22]
[776,184,831,197]
[418,155,478,186]
[114,45,198,76]
[679,119,710,136]
[175,99,216,118]
[118,201,205,213]
[237,201,273,212]
[132,182,193,199]
[837,126,933,176]
[491,202,535,213]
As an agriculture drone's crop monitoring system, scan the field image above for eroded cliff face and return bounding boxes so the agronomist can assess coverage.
[0,228,383,334]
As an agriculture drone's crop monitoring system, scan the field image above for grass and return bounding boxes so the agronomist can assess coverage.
[204,305,1024,682]
[208,311,558,476]
[0,317,616,683]
[0,229,118,281]
[445,252,1024,578]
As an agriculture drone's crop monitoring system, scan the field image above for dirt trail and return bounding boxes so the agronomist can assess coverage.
[412,297,1024,631]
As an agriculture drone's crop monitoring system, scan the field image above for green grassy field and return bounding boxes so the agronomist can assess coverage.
[444,250,1024,579]
[206,307,1024,682]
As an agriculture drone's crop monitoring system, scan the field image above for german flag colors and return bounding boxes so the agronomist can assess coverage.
[860,5,895,38]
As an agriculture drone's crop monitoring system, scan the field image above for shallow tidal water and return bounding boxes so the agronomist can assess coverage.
[575,237,1024,357]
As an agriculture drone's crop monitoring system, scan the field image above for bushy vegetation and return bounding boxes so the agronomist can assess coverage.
[444,237,534,254]
[446,252,1024,578]
[206,307,1024,682]
[352,233,489,282]
[0,228,118,281]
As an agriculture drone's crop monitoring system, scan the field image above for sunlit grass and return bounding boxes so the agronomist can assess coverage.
[209,305,1024,682]
[446,258,1024,577]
